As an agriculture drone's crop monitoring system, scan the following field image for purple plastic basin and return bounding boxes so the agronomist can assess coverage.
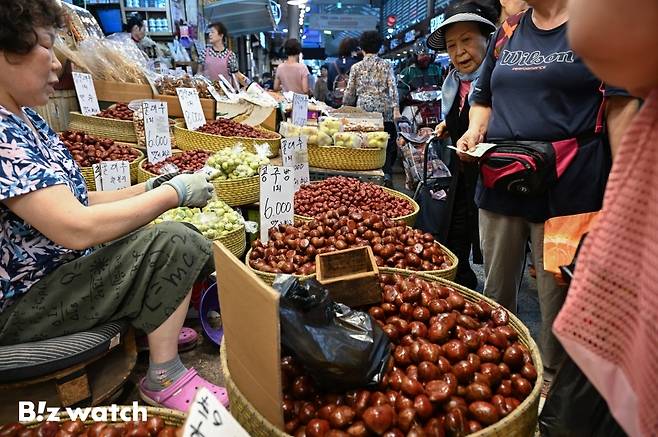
[200,282,224,347]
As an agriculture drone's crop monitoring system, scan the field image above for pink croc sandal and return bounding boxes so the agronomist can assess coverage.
[139,368,228,412]
[137,327,199,352]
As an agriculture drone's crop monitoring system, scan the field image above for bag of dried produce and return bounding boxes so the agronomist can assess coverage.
[274,276,391,391]
[332,132,362,149]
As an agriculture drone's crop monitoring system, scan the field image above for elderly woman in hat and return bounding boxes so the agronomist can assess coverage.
[429,0,498,290]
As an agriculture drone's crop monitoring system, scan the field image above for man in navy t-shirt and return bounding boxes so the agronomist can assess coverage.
[455,4,638,378]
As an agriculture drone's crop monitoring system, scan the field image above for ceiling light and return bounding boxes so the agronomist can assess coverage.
[283,28,288,33]
[287,0,308,5]
[305,6,311,12]
[302,35,307,39]
[323,30,332,35]
[387,28,394,34]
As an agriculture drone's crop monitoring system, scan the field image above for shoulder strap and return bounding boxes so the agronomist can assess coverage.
[494,12,525,60]
[333,60,343,75]
[594,82,606,134]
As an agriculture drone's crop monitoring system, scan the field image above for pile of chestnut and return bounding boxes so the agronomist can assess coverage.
[142,150,211,174]
[294,178,415,220]
[97,103,134,121]
[196,118,279,139]
[60,131,140,168]
[248,212,453,276]
[280,273,537,436]
[0,417,181,437]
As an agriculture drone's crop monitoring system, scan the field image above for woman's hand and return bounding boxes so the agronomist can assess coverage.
[145,172,181,191]
[162,173,215,208]
[456,128,482,162]
[434,120,449,139]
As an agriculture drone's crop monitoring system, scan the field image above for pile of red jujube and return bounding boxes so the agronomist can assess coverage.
[142,150,211,174]
[0,417,180,437]
[97,103,133,121]
[281,273,537,436]
[248,212,453,276]
[196,118,279,139]
[294,177,415,219]
[60,131,140,168]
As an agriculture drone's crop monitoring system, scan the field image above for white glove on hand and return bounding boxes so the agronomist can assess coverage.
[163,173,214,208]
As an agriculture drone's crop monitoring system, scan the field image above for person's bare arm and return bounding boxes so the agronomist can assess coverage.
[301,74,310,95]
[273,75,282,92]
[605,96,640,158]
[3,184,179,250]
[455,104,492,161]
[87,183,147,205]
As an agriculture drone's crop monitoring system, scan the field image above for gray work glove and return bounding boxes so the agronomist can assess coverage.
[145,171,181,191]
[162,173,214,208]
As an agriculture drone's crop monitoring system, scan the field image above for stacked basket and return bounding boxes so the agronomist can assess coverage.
[173,123,281,158]
[307,145,386,171]
[68,111,137,143]
[79,147,144,191]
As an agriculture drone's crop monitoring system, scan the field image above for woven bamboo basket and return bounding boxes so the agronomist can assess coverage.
[219,269,543,437]
[217,225,247,258]
[25,406,186,428]
[68,112,137,143]
[294,186,420,226]
[79,147,143,191]
[245,248,315,286]
[173,124,281,158]
[308,144,386,171]
[137,158,260,207]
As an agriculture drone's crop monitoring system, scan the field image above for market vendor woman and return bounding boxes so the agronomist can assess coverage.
[0,0,226,411]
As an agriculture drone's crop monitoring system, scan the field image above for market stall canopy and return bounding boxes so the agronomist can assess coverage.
[204,0,278,36]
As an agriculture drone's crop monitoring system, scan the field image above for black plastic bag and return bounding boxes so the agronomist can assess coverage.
[273,275,391,392]
[539,355,627,437]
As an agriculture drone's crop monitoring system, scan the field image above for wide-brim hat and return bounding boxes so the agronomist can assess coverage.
[427,6,497,51]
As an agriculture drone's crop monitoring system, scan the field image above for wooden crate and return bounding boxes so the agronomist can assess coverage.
[93,80,154,102]
[35,90,78,133]
[315,246,381,307]
[156,94,216,120]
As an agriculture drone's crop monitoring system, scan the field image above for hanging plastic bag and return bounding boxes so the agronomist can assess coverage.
[273,276,391,392]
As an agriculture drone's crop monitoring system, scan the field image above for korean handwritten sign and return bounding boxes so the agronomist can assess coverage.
[92,161,131,191]
[291,93,308,126]
[176,87,207,131]
[259,165,294,243]
[182,387,250,437]
[72,72,100,116]
[281,136,310,191]
[142,101,172,164]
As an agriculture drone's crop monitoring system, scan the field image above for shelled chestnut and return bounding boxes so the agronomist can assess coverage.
[59,131,140,167]
[0,418,180,437]
[97,103,133,121]
[280,273,537,436]
[142,150,211,174]
[196,118,278,139]
[294,177,415,219]
[248,211,452,276]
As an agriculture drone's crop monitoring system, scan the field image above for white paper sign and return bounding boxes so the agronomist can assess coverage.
[259,165,294,243]
[92,161,131,191]
[176,87,207,131]
[207,84,223,102]
[281,136,310,191]
[72,72,100,116]
[447,142,497,158]
[291,93,309,126]
[182,387,250,437]
[142,101,172,164]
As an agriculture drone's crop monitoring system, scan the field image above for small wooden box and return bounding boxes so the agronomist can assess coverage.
[93,80,154,102]
[315,246,382,307]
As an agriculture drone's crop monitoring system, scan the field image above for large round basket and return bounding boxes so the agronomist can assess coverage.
[393,243,459,282]
[25,406,186,428]
[137,159,260,207]
[245,248,315,285]
[219,270,542,437]
[79,147,143,191]
[68,112,137,143]
[217,225,247,258]
[173,124,281,158]
[308,144,386,171]
[294,186,419,226]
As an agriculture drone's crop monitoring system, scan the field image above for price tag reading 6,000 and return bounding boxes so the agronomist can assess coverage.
[142,101,172,164]
[259,165,294,243]
[176,87,207,131]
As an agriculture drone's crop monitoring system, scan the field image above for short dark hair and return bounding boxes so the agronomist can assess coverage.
[338,37,359,58]
[359,31,383,54]
[262,72,272,79]
[209,22,228,39]
[125,14,143,32]
[0,0,64,56]
[284,38,302,56]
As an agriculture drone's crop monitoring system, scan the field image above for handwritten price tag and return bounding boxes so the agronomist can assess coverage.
[291,93,308,126]
[72,72,100,116]
[176,87,207,131]
[142,101,172,164]
[260,165,294,243]
[281,137,310,191]
[92,161,131,191]
[182,387,250,437]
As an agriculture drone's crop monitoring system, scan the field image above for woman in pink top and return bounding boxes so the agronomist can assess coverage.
[201,22,248,89]
[274,39,309,95]
[551,0,654,435]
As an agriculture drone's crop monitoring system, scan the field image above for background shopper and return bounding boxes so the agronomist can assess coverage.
[314,65,329,103]
[326,37,361,107]
[274,39,310,95]
[200,22,249,89]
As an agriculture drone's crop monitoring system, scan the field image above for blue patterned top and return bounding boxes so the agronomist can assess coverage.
[0,106,90,312]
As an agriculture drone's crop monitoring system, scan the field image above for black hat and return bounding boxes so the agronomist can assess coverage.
[427,2,497,51]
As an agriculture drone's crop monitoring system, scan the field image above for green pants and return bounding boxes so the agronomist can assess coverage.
[0,222,214,346]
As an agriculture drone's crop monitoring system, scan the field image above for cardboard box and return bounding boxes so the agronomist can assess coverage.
[156,94,216,120]
[213,242,284,430]
[93,80,153,102]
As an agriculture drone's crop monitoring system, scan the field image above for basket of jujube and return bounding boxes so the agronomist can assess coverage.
[68,103,138,143]
[219,271,542,437]
[59,130,143,191]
